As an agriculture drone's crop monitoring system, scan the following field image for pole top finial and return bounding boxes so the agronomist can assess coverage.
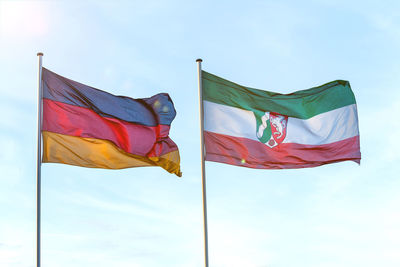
[196,58,203,62]
[37,52,44,56]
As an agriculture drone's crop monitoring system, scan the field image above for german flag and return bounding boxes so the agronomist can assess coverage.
[41,68,181,176]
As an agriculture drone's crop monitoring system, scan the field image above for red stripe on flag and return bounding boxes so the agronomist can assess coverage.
[42,99,178,157]
[204,131,361,169]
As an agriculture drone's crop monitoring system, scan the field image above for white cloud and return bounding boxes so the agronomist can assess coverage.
[209,220,273,267]
[0,224,34,267]
[0,0,49,38]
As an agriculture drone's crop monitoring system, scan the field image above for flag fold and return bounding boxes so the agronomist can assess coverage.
[42,68,181,176]
[202,71,361,169]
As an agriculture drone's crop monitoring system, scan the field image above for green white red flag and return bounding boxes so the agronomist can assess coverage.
[202,71,361,169]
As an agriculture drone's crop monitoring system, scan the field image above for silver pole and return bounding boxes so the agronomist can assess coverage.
[196,58,209,267]
[36,52,43,267]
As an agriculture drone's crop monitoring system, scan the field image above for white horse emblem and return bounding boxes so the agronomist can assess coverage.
[255,111,288,148]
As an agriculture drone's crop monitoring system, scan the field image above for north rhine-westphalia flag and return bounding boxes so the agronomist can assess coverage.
[41,68,181,176]
[202,71,361,169]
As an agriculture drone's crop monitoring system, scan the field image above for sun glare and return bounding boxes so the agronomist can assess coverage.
[0,0,48,37]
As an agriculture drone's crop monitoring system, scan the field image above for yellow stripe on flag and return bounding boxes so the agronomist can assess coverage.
[42,131,182,176]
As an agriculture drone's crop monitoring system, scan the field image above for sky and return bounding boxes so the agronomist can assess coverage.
[0,0,400,266]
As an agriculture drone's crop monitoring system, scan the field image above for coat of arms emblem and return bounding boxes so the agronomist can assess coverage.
[254,111,288,148]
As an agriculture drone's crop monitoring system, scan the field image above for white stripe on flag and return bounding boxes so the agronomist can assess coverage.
[204,101,359,145]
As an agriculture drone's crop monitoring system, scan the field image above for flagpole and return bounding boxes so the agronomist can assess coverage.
[36,52,43,267]
[196,58,209,267]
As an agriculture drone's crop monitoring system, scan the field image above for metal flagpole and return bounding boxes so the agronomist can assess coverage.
[36,52,43,267]
[196,58,209,267]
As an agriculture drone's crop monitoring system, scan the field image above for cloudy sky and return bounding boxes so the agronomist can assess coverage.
[1,0,400,266]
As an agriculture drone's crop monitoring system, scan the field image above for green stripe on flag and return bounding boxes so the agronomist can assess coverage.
[202,71,356,119]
